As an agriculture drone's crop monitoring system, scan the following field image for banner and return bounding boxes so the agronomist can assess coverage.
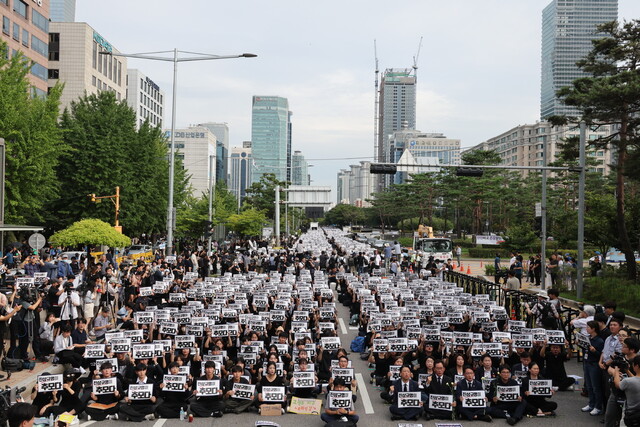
[398,391,421,408]
[38,374,63,392]
[128,384,153,400]
[262,386,286,402]
[163,375,186,392]
[93,378,117,395]
[428,394,453,411]
[462,390,486,408]
[327,390,353,409]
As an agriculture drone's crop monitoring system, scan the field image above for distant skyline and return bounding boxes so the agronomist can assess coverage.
[75,0,640,191]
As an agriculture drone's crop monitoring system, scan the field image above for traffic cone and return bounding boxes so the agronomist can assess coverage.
[452,262,457,269]
[459,263,464,272]
[480,260,483,268]
[510,306,516,320]
[466,266,471,275]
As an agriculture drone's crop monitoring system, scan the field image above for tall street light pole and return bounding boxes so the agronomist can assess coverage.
[101,49,256,256]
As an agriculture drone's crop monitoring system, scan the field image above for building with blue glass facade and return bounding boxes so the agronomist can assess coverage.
[49,0,75,22]
[251,96,291,183]
[540,0,618,119]
[198,122,229,184]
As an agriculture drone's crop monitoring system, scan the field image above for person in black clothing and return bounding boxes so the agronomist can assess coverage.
[455,366,492,422]
[487,365,536,425]
[190,361,225,417]
[118,363,160,421]
[521,362,557,416]
[85,362,123,421]
[29,371,56,417]
[424,360,455,420]
[157,362,191,418]
[45,369,85,417]
[541,343,574,391]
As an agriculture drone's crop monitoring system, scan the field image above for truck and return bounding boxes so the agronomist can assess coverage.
[413,225,453,261]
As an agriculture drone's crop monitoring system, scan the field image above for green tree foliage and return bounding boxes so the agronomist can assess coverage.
[50,218,131,248]
[322,204,366,227]
[176,182,238,237]
[243,174,288,219]
[501,223,538,253]
[50,92,188,235]
[554,20,640,279]
[0,43,65,224]
[226,208,266,237]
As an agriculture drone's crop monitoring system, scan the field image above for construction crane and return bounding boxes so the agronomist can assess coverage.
[412,36,423,81]
[373,39,380,163]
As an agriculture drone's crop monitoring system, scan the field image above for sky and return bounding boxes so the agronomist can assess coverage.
[76,0,640,193]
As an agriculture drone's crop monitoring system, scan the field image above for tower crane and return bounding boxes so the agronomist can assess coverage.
[412,36,423,81]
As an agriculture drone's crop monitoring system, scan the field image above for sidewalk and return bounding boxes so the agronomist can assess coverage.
[1,358,62,400]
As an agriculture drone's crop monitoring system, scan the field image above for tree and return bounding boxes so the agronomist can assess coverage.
[51,92,189,235]
[322,204,366,227]
[554,20,640,279]
[0,43,65,224]
[50,218,131,248]
[243,174,287,219]
[502,223,538,253]
[175,182,238,237]
[226,208,266,237]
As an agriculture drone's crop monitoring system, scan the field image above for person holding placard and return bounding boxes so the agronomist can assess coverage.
[157,361,191,418]
[322,377,359,424]
[256,361,287,414]
[118,363,160,421]
[29,371,57,417]
[190,360,224,417]
[389,365,425,421]
[290,358,319,399]
[488,364,534,425]
[475,353,498,382]
[455,366,492,422]
[45,368,84,418]
[85,362,123,421]
[223,364,255,414]
[424,360,455,421]
[521,362,557,416]
[541,342,575,391]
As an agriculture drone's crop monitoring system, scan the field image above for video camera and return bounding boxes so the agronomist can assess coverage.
[610,352,630,372]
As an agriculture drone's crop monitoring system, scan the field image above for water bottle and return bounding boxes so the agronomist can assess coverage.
[49,413,54,426]
[179,407,185,421]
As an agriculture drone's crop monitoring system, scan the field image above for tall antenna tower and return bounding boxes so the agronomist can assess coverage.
[373,40,380,163]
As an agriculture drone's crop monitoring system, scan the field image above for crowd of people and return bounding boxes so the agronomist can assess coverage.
[0,229,637,427]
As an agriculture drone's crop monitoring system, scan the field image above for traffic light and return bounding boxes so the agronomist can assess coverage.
[89,193,96,202]
[204,220,213,237]
[369,164,397,174]
[456,167,484,177]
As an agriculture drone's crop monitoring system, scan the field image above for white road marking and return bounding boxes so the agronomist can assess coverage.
[355,372,375,414]
[78,422,95,427]
[152,418,167,427]
[338,318,348,335]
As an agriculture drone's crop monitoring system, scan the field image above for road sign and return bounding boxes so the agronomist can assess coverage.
[28,233,46,250]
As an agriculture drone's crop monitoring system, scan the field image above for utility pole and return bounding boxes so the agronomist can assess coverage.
[89,187,122,233]
[577,122,587,298]
[275,185,280,247]
[208,154,214,255]
[541,135,548,290]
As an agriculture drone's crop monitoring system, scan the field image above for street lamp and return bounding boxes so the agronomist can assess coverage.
[100,49,256,255]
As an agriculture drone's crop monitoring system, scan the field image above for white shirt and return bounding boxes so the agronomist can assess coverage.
[58,291,80,320]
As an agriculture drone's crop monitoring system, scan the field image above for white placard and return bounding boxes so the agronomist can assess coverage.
[428,393,453,411]
[328,390,353,409]
[163,375,186,392]
[262,386,286,402]
[529,379,552,396]
[462,390,486,408]
[196,379,220,396]
[232,382,255,400]
[38,374,63,392]
[398,391,421,408]
[128,383,153,400]
[292,371,315,388]
[92,377,117,395]
[497,385,520,402]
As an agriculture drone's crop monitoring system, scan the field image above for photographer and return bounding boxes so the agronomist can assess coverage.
[609,355,640,427]
[605,337,640,427]
[58,277,80,328]
[13,284,43,363]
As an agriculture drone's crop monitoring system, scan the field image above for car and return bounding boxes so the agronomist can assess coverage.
[58,251,86,263]
[126,245,152,255]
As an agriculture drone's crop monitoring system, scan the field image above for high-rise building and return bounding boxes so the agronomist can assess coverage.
[463,121,616,176]
[229,144,252,209]
[198,122,229,184]
[377,68,416,188]
[251,96,291,183]
[335,161,376,207]
[291,150,310,185]
[126,69,164,129]
[540,0,618,119]
[390,128,461,184]
[163,126,216,197]
[0,0,50,96]
[48,22,127,113]
[49,0,75,22]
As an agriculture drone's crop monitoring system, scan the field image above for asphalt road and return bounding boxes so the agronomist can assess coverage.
[69,284,606,427]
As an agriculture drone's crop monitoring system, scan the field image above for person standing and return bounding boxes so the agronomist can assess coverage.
[455,245,462,267]
[582,320,605,416]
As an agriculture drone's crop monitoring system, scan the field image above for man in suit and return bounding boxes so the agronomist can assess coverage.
[455,366,492,422]
[424,360,455,420]
[390,365,426,421]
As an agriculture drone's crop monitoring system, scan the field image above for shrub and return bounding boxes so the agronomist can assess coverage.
[584,275,640,318]
[468,248,510,258]
[398,237,413,248]
[484,265,496,276]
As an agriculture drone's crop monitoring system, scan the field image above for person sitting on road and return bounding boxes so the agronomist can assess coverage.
[322,377,359,425]
[389,365,426,421]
